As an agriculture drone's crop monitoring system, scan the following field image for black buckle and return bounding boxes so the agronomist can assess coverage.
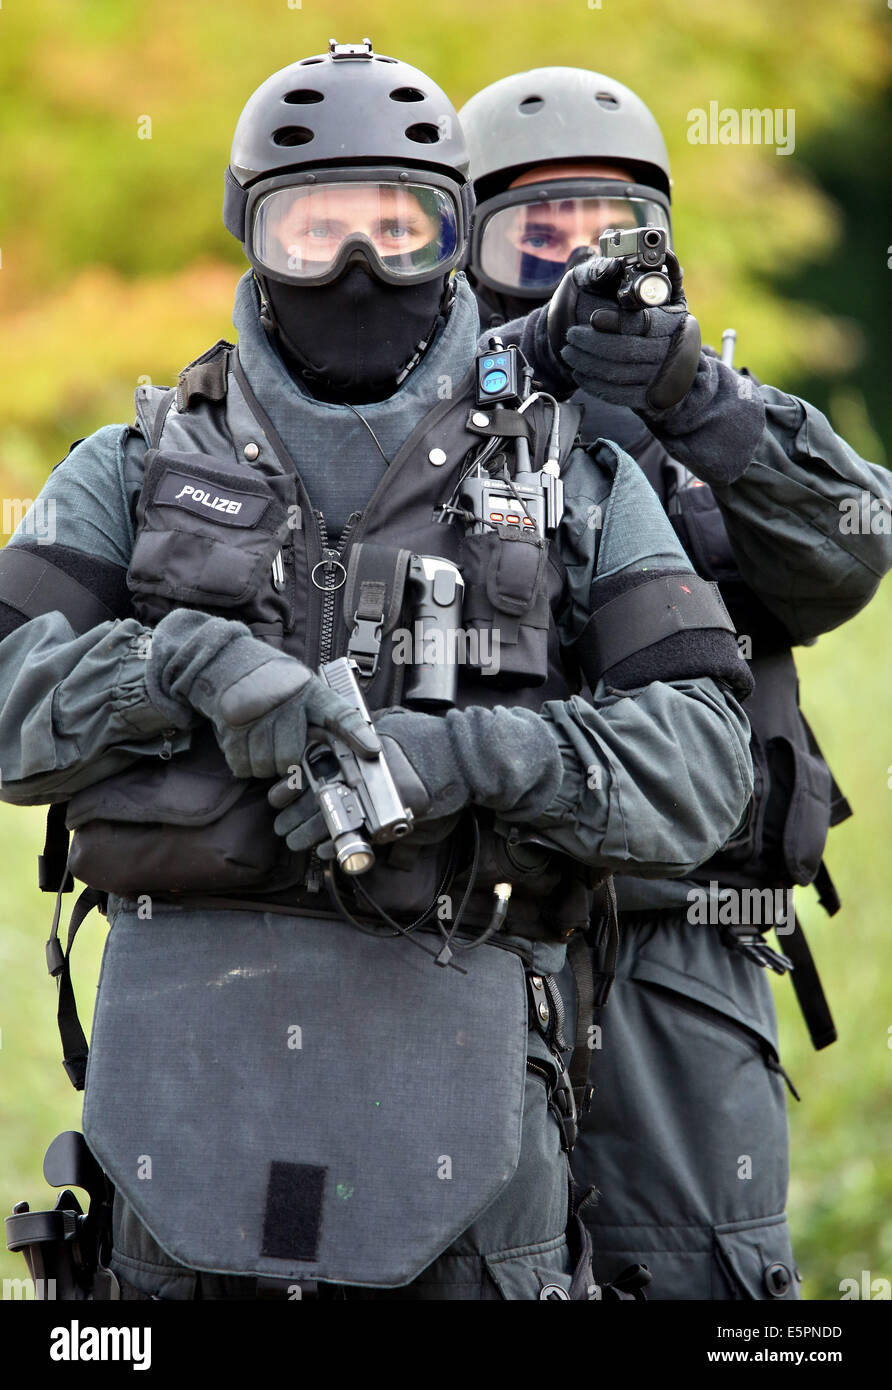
[347,611,384,678]
[722,925,793,975]
[551,1061,579,1153]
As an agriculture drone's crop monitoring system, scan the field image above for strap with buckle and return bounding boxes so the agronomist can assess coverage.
[346,582,386,679]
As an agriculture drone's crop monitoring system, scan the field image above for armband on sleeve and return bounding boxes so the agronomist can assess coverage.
[566,568,754,700]
[0,542,131,641]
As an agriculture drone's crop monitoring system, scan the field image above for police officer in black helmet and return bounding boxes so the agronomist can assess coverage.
[460,65,892,1300]
[1,43,756,1300]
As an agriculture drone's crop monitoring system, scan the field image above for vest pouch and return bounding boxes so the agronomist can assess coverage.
[127,449,295,633]
[460,526,550,689]
[355,831,454,916]
[761,735,833,885]
[669,481,738,584]
[65,728,306,896]
[82,905,528,1287]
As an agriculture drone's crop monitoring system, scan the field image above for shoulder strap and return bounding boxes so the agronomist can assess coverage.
[45,873,108,1091]
[567,877,618,1114]
[781,913,837,1050]
[38,802,74,893]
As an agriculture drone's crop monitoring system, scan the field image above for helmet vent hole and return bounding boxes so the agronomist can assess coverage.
[519,95,544,114]
[390,86,426,103]
[272,126,315,147]
[595,92,620,109]
[405,122,440,144]
[299,57,325,65]
[283,90,324,104]
[375,56,398,63]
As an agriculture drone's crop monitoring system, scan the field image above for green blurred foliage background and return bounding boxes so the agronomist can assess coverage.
[0,0,890,1299]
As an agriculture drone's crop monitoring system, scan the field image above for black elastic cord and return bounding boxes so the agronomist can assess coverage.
[436,435,507,525]
[323,853,468,974]
[338,403,393,468]
[428,814,481,964]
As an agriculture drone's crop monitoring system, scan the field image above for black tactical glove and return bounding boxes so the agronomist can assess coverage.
[269,704,563,853]
[545,252,767,483]
[547,251,702,413]
[146,608,380,779]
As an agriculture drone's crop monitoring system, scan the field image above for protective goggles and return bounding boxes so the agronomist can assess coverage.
[245,167,469,286]
[471,180,672,298]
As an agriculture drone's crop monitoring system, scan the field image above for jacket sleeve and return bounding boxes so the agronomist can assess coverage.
[484,310,892,643]
[519,441,754,877]
[0,427,196,806]
[696,386,892,643]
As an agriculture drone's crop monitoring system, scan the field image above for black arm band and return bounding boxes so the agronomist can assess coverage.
[568,569,754,700]
[0,544,130,638]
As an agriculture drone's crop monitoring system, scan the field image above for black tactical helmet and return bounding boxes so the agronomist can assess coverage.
[223,37,474,265]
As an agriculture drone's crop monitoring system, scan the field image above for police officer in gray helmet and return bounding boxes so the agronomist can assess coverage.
[2,43,755,1301]
[459,65,892,1300]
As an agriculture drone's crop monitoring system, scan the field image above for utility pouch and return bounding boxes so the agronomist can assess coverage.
[66,728,306,896]
[127,448,296,639]
[83,905,528,1288]
[761,735,834,885]
[340,543,414,705]
[460,525,551,687]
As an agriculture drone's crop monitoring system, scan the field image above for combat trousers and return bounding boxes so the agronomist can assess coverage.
[565,910,802,1301]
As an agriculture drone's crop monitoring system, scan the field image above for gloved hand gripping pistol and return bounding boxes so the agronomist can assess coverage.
[301,657,413,875]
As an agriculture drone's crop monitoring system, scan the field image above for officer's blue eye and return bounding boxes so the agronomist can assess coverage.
[521,232,557,251]
[381,222,413,240]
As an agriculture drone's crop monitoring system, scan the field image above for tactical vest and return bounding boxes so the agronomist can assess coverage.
[64,339,596,939]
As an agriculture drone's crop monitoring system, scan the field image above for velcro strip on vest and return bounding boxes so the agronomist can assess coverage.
[571,573,735,685]
[176,345,231,413]
[465,406,533,439]
[261,1162,327,1261]
[0,548,117,635]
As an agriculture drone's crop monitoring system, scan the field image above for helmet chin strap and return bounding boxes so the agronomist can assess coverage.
[252,268,455,395]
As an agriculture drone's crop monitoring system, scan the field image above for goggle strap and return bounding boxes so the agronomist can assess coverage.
[224,167,249,242]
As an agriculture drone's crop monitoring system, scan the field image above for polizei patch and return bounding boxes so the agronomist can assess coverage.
[154,468,270,527]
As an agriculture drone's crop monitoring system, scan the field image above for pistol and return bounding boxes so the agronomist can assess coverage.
[598,225,672,309]
[301,657,413,875]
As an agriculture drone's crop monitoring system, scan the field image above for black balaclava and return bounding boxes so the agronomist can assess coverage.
[470,245,596,331]
[258,260,449,405]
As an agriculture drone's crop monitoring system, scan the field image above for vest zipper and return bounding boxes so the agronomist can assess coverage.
[315,510,361,666]
[305,510,360,897]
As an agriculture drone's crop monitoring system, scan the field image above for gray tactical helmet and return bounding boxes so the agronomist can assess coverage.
[459,67,672,307]
[224,37,474,250]
[458,66,670,202]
